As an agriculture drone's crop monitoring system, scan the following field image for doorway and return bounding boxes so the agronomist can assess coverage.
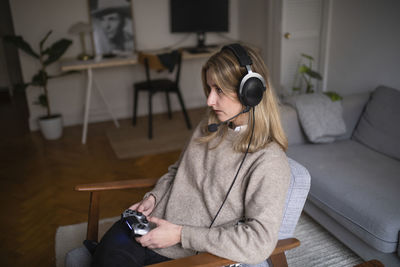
[267,0,331,96]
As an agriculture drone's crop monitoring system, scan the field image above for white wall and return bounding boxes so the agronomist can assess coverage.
[238,0,269,59]
[10,0,239,130]
[326,0,400,94]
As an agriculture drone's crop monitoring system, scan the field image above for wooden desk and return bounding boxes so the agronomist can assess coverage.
[61,49,216,144]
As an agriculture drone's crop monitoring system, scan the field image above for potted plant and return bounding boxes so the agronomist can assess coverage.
[4,30,73,139]
[292,53,342,101]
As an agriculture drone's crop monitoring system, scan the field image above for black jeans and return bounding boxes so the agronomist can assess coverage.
[91,220,171,267]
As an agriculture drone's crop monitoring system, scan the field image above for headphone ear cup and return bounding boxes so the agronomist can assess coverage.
[239,77,265,107]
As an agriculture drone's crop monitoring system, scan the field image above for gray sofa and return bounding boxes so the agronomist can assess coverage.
[280,86,400,266]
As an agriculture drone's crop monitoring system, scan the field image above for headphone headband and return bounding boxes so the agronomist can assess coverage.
[222,43,252,67]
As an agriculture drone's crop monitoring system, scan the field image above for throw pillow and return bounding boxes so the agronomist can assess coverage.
[353,86,400,160]
[284,93,346,143]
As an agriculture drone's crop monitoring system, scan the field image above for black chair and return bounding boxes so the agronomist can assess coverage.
[133,50,192,139]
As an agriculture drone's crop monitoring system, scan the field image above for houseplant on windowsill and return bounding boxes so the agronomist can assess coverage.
[4,30,73,140]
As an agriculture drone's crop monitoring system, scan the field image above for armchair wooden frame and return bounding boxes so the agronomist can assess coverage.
[76,178,300,267]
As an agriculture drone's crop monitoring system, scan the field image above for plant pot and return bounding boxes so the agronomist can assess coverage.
[38,114,63,140]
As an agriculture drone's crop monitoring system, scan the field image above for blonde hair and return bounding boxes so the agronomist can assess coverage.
[198,44,288,152]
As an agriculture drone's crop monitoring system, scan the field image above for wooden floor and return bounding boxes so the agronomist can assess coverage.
[0,96,181,266]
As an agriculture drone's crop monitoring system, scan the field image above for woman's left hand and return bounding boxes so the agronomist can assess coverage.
[135,217,182,249]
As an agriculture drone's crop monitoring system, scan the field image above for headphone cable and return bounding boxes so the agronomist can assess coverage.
[208,106,256,229]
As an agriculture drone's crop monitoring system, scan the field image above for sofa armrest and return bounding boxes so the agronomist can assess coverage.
[280,104,307,145]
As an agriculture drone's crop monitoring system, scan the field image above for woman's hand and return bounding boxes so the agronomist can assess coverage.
[129,194,156,216]
[135,217,182,249]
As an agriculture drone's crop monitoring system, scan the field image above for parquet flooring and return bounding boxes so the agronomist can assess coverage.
[0,111,181,266]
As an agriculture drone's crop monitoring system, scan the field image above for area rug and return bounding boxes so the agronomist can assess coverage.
[106,107,207,159]
[286,213,363,267]
[55,213,363,267]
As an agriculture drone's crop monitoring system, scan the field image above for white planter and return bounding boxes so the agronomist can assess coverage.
[38,114,63,140]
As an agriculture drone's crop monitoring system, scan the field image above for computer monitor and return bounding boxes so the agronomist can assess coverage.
[170,0,229,49]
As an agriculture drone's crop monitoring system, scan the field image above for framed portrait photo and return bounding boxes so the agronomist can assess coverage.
[88,0,135,56]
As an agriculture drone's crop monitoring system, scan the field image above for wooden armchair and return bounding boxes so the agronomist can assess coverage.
[65,158,311,267]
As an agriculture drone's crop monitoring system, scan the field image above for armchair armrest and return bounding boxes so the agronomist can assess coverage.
[147,238,300,267]
[148,252,235,267]
[75,178,158,192]
[75,178,158,241]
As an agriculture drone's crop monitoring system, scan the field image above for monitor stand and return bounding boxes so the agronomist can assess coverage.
[185,32,211,54]
[197,32,206,48]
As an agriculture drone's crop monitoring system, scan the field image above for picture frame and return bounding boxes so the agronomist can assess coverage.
[88,0,135,57]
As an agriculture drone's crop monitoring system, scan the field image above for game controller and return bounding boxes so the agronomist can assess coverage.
[121,209,151,237]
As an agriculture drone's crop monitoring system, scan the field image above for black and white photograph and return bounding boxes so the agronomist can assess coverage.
[89,0,135,56]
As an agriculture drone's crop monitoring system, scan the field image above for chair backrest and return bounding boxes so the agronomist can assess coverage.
[240,158,310,267]
[278,158,311,239]
[138,50,182,85]
[221,158,311,267]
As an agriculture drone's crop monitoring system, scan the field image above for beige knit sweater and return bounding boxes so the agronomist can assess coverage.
[147,123,290,265]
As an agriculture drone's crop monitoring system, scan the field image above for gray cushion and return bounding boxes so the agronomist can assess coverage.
[287,140,400,253]
[280,105,307,146]
[353,86,400,160]
[284,94,346,143]
[336,91,370,141]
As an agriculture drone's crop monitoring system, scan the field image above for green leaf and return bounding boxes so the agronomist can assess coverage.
[3,35,39,59]
[324,91,343,102]
[298,65,310,74]
[304,69,323,80]
[31,70,48,87]
[36,94,48,108]
[301,53,314,61]
[43,38,72,66]
[292,87,301,92]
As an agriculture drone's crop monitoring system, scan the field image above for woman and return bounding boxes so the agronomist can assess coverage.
[91,44,290,266]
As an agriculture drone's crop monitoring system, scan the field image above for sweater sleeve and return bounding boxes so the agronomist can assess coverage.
[180,150,291,265]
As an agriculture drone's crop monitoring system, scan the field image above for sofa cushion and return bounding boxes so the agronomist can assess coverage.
[336,91,370,141]
[353,86,400,160]
[284,94,346,143]
[287,140,400,253]
[280,105,307,146]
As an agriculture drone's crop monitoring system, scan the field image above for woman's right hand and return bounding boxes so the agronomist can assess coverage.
[129,194,156,216]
